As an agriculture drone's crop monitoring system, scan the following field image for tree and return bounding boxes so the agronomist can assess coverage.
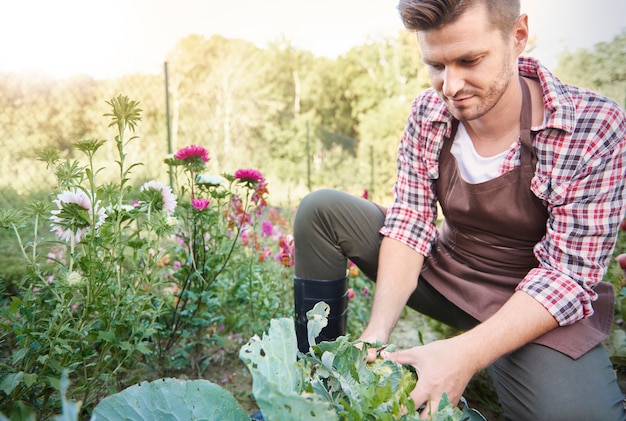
[555,30,626,107]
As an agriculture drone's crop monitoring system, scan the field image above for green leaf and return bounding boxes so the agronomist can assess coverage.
[239,317,337,420]
[92,378,248,420]
[0,372,23,395]
[134,342,152,355]
[23,373,37,388]
[306,301,329,351]
[97,330,116,343]
[12,348,28,365]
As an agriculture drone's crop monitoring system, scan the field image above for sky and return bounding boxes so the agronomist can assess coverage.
[0,0,624,79]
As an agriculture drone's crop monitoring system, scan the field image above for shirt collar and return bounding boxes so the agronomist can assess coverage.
[518,56,575,134]
[425,57,577,136]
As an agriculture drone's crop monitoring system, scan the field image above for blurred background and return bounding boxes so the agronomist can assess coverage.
[0,0,624,207]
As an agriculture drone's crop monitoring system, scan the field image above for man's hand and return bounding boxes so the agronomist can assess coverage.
[384,291,557,418]
[383,337,476,419]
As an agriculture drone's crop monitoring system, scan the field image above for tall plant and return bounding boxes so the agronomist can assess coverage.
[0,95,179,418]
[0,93,293,418]
[156,147,272,370]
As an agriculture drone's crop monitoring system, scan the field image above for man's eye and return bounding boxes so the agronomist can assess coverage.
[461,58,480,66]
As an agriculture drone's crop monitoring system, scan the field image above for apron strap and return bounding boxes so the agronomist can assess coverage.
[519,77,534,167]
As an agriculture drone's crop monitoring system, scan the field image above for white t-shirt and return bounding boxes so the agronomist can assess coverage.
[450,123,510,184]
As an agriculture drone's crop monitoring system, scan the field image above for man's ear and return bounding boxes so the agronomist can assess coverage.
[512,13,529,55]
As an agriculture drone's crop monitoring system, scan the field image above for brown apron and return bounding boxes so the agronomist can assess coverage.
[421,78,614,359]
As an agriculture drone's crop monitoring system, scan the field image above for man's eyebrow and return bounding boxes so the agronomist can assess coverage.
[422,51,485,65]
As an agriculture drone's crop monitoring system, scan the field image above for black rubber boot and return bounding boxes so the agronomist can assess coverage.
[294,276,348,353]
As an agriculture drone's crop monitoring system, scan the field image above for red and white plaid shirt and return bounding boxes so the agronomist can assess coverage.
[381,57,626,326]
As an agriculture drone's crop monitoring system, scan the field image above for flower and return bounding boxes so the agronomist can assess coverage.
[261,220,273,237]
[175,145,209,163]
[50,189,106,243]
[347,288,356,301]
[191,198,210,211]
[274,234,294,267]
[66,271,83,285]
[196,174,226,186]
[139,180,177,215]
[234,168,264,184]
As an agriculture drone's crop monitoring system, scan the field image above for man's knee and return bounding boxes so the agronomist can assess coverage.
[490,344,625,421]
[295,189,344,235]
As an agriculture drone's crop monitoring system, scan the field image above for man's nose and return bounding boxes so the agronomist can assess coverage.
[442,67,464,98]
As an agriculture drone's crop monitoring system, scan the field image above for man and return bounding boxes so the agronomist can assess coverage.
[293,0,626,419]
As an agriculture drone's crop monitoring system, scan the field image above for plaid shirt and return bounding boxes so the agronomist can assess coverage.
[381,57,626,326]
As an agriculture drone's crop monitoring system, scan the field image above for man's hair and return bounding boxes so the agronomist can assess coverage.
[398,0,520,34]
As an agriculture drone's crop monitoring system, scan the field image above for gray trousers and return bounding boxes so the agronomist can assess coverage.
[294,189,625,420]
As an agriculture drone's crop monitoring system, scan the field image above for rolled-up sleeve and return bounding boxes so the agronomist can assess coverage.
[380,95,446,257]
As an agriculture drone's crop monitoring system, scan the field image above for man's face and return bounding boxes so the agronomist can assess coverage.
[417,3,522,122]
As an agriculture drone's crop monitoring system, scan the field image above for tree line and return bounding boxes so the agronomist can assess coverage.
[1,29,624,207]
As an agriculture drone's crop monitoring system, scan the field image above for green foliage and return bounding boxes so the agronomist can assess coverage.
[0,94,296,418]
[346,262,376,338]
[240,302,486,421]
[92,378,249,420]
[555,30,626,107]
[0,96,169,418]
[605,225,626,366]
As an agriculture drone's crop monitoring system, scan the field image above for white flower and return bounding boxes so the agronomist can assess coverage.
[196,174,226,186]
[166,216,179,227]
[50,189,106,243]
[139,180,177,215]
[66,271,83,285]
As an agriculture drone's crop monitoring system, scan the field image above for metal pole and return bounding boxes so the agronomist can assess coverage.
[370,145,374,199]
[164,61,173,189]
[306,120,311,192]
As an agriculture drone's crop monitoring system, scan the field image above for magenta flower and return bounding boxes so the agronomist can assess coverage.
[191,198,210,211]
[261,220,273,237]
[175,144,209,163]
[234,168,264,184]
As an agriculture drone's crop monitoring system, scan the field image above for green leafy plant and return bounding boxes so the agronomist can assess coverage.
[154,150,291,372]
[0,93,297,418]
[92,378,249,420]
[0,95,175,418]
[239,302,486,420]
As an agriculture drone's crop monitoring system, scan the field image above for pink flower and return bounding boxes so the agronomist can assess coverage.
[139,181,177,215]
[50,188,106,243]
[191,198,210,211]
[261,220,273,237]
[175,145,209,162]
[234,168,264,184]
[363,287,371,296]
[347,288,355,301]
[362,189,369,200]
